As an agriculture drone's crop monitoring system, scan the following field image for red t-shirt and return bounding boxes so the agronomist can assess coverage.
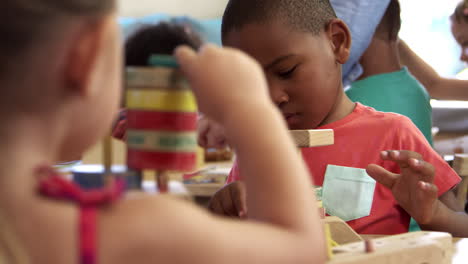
[227,103,460,235]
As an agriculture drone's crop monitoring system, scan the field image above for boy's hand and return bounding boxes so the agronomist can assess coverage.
[197,116,228,149]
[175,44,270,124]
[366,150,439,225]
[208,181,248,218]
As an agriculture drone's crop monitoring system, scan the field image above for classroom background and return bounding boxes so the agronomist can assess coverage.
[98,0,468,161]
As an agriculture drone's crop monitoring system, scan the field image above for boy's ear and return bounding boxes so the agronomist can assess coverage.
[64,20,106,97]
[326,19,351,64]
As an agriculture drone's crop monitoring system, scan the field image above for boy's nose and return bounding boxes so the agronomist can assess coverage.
[270,86,289,107]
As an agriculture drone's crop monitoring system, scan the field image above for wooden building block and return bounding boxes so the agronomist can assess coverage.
[324,216,362,245]
[452,154,468,209]
[455,177,468,209]
[290,129,334,148]
[184,183,224,197]
[329,231,453,264]
[126,67,188,89]
[453,154,468,176]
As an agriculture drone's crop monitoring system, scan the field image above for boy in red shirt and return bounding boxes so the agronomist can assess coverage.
[208,0,461,235]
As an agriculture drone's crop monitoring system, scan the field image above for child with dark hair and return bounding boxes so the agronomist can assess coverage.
[345,0,433,145]
[113,22,202,140]
[209,0,461,235]
[125,22,202,66]
[363,0,468,239]
[451,0,468,63]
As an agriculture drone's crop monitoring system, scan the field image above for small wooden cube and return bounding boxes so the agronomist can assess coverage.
[126,67,188,89]
[453,154,468,176]
[324,216,362,245]
[290,129,334,148]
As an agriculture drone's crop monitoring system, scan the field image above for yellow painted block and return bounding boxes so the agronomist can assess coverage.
[126,90,197,112]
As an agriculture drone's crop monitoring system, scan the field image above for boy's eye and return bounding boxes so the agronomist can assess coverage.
[277,65,297,79]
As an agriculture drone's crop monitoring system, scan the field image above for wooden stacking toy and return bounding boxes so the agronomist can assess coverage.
[125,55,198,192]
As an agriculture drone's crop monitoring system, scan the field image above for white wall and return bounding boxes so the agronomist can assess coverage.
[118,0,229,18]
[400,0,462,76]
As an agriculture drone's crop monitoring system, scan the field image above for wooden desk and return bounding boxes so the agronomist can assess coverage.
[361,235,468,263]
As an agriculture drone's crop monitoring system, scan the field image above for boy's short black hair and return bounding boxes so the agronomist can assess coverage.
[375,0,401,42]
[221,0,337,40]
[125,22,202,66]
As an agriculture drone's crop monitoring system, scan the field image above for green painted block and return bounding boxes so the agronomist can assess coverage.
[148,55,179,68]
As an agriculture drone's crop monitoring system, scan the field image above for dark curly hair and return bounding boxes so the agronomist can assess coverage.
[221,0,337,42]
[125,22,202,66]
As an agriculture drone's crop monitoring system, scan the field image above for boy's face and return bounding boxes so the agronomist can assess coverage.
[224,21,349,129]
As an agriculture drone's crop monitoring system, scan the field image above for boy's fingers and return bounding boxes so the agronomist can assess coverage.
[214,134,227,149]
[381,150,424,170]
[209,187,234,216]
[366,164,398,189]
[230,182,248,217]
[380,150,390,160]
[197,125,208,147]
[395,150,423,160]
[207,133,220,148]
[418,181,439,197]
[408,159,435,183]
[414,182,438,224]
[198,134,208,148]
[381,150,423,162]
[208,195,224,215]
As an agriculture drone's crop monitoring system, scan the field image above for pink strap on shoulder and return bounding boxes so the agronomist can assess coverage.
[38,167,126,264]
[80,207,97,264]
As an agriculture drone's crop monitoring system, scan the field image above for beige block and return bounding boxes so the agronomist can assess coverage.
[453,154,468,176]
[330,231,453,264]
[126,67,188,89]
[184,183,224,197]
[290,129,334,148]
[324,216,362,245]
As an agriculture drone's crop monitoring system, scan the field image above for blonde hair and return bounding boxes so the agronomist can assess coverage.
[0,0,115,81]
[0,1,115,262]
